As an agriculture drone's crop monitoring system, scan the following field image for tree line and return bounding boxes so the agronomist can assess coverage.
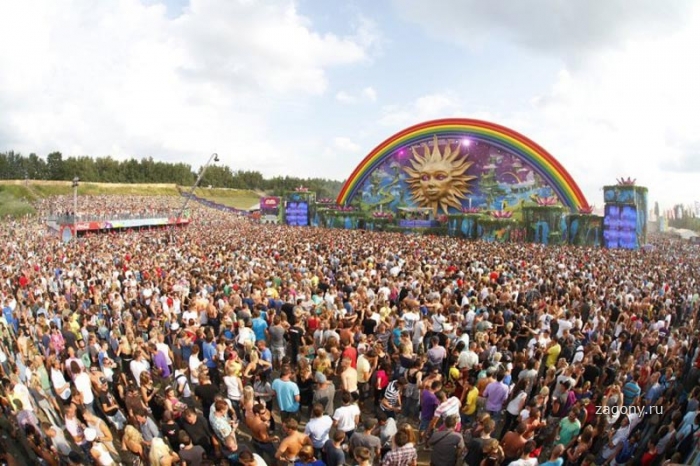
[0,151,345,198]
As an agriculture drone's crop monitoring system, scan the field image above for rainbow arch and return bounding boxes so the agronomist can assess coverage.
[336,118,589,211]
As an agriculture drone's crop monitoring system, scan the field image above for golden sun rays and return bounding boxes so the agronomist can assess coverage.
[403,135,476,216]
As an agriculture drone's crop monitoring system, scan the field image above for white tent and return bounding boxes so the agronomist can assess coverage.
[667,227,699,240]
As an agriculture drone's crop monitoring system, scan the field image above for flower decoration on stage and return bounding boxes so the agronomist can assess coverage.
[295,186,309,192]
[461,207,482,214]
[372,212,393,219]
[336,206,356,212]
[579,206,595,214]
[534,196,559,206]
[491,210,513,219]
[437,214,448,223]
[616,177,636,186]
[317,198,334,204]
[404,135,476,216]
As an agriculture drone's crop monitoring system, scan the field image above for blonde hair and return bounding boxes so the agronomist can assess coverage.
[123,425,143,445]
[398,423,416,444]
[148,437,172,466]
[242,386,255,405]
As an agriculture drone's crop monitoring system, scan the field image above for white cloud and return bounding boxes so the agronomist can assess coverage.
[335,91,357,104]
[0,0,375,173]
[394,0,694,59]
[378,91,481,128]
[333,137,361,153]
[507,13,700,209]
[381,1,700,208]
[335,86,378,105]
[362,87,377,102]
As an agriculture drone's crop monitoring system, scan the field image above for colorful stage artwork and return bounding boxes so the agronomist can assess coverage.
[337,119,589,216]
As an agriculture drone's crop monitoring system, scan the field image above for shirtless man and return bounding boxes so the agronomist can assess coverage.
[276,418,312,464]
[249,403,279,464]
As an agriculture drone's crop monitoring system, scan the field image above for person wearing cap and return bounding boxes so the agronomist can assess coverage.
[84,410,119,458]
[312,371,336,416]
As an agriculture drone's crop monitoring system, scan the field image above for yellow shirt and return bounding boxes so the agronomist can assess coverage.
[380,306,391,320]
[357,355,372,383]
[463,386,479,415]
[546,343,561,368]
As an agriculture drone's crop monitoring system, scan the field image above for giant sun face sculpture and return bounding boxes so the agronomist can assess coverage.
[404,135,476,216]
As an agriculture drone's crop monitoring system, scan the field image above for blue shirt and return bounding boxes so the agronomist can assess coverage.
[272,379,300,413]
[392,328,402,346]
[2,306,13,327]
[540,459,563,466]
[622,381,641,406]
[252,317,268,342]
[202,341,217,369]
[260,347,272,368]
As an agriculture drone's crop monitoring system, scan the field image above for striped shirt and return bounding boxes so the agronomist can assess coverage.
[434,396,462,421]
[383,380,402,408]
[622,381,641,406]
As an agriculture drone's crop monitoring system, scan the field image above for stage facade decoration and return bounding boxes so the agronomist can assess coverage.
[602,178,648,249]
[304,118,645,248]
[337,118,590,214]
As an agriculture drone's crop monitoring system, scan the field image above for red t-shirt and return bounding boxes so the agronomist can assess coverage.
[376,370,389,390]
[342,346,358,368]
[306,316,320,333]
[641,451,657,466]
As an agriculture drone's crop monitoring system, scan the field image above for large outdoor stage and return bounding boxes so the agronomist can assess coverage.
[47,215,190,242]
[276,118,648,249]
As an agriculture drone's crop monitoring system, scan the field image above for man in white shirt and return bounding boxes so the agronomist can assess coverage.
[181,308,198,326]
[458,342,479,371]
[556,314,573,339]
[305,404,333,451]
[332,391,361,436]
[155,333,174,372]
[130,351,150,386]
[402,309,419,332]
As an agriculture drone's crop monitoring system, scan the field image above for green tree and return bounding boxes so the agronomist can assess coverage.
[46,152,65,180]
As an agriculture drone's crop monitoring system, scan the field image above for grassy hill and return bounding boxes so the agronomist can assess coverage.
[0,180,263,217]
[0,185,36,217]
[192,187,261,210]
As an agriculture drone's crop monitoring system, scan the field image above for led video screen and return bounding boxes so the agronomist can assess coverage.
[286,201,309,226]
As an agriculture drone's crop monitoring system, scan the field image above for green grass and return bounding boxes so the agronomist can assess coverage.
[0,180,180,197]
[0,180,263,216]
[0,188,36,217]
[192,187,261,210]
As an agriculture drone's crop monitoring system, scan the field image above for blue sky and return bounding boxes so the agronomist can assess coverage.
[1,0,699,209]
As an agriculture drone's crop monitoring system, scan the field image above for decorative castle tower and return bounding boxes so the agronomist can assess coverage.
[602,178,648,249]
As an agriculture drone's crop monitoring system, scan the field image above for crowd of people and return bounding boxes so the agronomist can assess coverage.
[0,195,699,466]
[43,195,182,221]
